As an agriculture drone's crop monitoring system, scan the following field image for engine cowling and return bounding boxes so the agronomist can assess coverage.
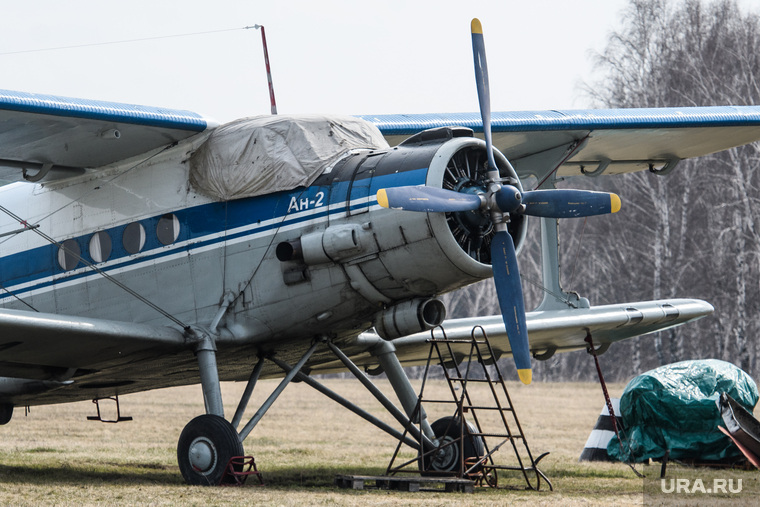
[274,127,528,322]
[354,127,528,299]
[412,127,528,266]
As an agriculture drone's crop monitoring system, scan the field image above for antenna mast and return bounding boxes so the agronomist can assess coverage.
[252,24,277,115]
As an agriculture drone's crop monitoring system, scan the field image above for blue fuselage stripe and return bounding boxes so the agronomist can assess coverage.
[0,168,428,299]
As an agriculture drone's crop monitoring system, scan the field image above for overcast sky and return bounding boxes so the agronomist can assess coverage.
[2,1,636,123]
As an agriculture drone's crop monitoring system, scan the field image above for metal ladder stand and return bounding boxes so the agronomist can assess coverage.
[386,325,552,490]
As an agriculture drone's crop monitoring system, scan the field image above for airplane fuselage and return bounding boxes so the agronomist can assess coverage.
[0,127,514,382]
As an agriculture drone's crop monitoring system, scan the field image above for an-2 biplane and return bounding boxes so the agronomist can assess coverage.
[0,19,754,484]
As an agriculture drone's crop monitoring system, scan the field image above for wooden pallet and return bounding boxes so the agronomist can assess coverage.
[334,474,474,493]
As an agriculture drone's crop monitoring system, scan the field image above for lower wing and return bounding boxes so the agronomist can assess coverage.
[308,298,713,374]
[0,298,711,406]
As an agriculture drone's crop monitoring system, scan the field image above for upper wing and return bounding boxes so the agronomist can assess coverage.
[6,89,759,184]
[0,89,215,184]
[361,106,760,178]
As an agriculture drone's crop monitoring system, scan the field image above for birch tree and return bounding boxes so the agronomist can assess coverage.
[569,0,760,380]
[444,0,760,382]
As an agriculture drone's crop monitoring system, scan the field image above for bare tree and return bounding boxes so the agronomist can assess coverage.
[570,0,760,380]
[443,0,760,382]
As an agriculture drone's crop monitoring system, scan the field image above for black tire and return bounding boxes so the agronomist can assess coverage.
[0,404,13,425]
[177,414,244,485]
[421,416,484,474]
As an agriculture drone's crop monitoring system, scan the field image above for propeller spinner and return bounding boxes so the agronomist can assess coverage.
[377,19,621,384]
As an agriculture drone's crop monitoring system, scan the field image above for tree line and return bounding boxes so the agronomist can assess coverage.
[444,0,760,383]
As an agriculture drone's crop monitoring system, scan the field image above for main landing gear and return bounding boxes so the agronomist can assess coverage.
[423,416,484,473]
[176,331,321,485]
[177,330,443,486]
[178,327,550,489]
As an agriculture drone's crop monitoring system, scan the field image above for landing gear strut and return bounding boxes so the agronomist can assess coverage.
[177,330,319,485]
[177,329,247,486]
[175,331,452,485]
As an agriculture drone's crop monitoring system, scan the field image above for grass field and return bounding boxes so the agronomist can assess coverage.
[0,378,755,505]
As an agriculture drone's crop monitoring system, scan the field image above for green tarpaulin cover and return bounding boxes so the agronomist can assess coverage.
[608,359,758,462]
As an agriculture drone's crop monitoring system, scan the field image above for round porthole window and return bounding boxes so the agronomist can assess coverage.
[57,239,81,270]
[157,213,180,246]
[89,231,112,263]
[123,222,146,254]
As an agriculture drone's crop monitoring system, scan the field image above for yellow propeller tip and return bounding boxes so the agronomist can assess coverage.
[610,193,622,213]
[471,18,483,34]
[377,189,389,208]
[517,369,532,385]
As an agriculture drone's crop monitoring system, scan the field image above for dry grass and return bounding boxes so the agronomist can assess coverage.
[0,379,754,505]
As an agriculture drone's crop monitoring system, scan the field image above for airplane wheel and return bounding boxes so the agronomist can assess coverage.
[177,414,244,485]
[422,416,484,474]
[0,404,13,425]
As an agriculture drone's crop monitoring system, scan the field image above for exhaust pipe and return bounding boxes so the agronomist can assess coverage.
[375,298,446,340]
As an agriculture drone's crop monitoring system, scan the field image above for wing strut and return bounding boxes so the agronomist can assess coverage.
[237,341,319,441]
[584,332,644,478]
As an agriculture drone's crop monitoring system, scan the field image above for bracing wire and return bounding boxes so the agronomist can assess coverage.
[0,26,257,56]
[0,282,39,312]
[0,205,190,331]
[520,274,580,309]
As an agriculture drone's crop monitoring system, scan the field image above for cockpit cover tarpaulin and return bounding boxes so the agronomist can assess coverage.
[607,359,758,463]
[189,115,389,200]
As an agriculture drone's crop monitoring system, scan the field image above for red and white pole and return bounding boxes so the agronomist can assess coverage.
[255,25,277,115]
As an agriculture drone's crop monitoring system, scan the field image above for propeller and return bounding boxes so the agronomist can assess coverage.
[376,19,621,384]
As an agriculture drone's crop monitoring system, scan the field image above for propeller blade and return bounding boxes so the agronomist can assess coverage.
[521,189,621,218]
[490,230,532,384]
[471,18,498,178]
[376,186,482,212]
